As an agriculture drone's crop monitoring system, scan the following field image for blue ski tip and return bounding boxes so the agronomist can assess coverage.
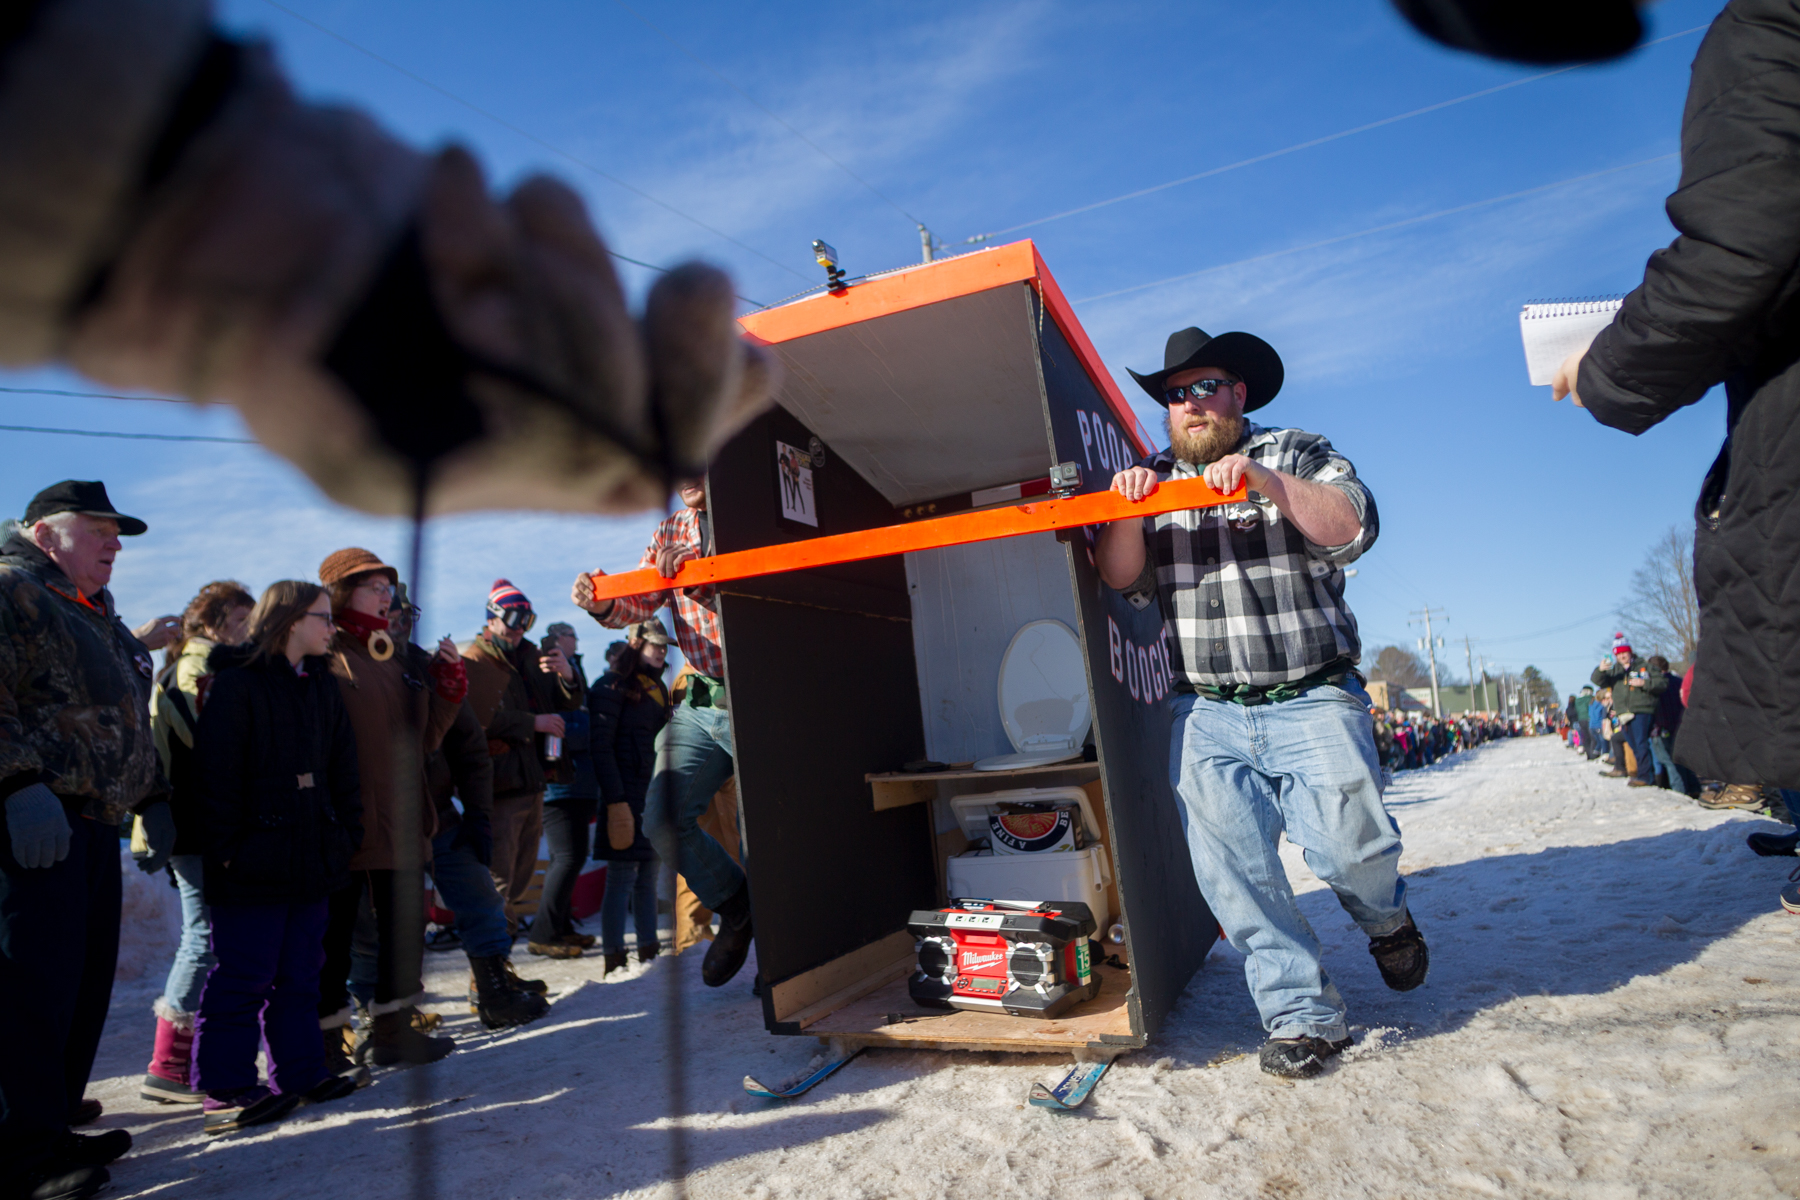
[743,1048,861,1099]
[1028,1060,1109,1110]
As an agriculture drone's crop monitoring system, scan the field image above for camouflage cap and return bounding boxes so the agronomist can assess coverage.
[629,617,672,646]
[543,621,577,642]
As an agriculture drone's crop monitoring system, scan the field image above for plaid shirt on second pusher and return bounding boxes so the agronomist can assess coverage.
[1137,422,1379,688]
[596,506,724,679]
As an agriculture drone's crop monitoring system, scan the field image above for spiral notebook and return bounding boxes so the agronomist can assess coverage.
[1519,298,1624,386]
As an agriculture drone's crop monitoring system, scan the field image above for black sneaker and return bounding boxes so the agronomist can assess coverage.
[1368,916,1429,992]
[202,1086,299,1136]
[1749,829,1800,858]
[1259,1034,1352,1079]
[15,1159,108,1200]
[55,1129,130,1167]
[65,1099,101,1127]
[302,1074,358,1105]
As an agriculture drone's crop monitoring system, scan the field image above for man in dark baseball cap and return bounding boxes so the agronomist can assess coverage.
[2,480,169,1192]
[23,480,148,537]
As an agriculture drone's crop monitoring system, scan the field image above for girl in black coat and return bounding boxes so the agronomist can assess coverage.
[189,581,362,1135]
[589,629,671,973]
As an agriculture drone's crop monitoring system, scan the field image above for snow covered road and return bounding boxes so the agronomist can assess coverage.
[92,735,1800,1198]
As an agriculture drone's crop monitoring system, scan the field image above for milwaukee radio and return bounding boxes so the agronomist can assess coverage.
[907,899,1100,1018]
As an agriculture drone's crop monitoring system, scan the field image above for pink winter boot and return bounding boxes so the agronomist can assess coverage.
[142,1005,202,1104]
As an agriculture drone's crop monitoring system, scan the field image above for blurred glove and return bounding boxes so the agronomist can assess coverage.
[606,802,635,852]
[133,801,177,874]
[5,784,71,870]
[18,23,772,516]
[455,812,494,868]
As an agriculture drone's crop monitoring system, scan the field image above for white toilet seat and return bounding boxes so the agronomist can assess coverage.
[972,619,1091,772]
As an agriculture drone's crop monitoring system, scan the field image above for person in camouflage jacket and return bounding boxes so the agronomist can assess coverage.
[0,481,169,1192]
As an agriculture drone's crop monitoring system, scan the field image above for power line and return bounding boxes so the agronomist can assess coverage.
[0,385,185,404]
[0,423,256,444]
[259,0,810,287]
[1071,153,1677,304]
[960,24,1708,247]
[1471,608,1619,645]
[610,0,923,228]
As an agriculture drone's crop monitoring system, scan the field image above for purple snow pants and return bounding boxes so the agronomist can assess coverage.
[192,899,331,1096]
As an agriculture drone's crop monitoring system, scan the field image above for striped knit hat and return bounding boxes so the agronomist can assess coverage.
[486,579,530,618]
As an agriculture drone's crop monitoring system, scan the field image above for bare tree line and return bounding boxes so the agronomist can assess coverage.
[1615,525,1699,667]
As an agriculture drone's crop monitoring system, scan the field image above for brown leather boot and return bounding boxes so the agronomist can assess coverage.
[367,1009,454,1066]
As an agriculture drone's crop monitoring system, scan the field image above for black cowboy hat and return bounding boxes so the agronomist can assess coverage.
[1128,327,1284,413]
[23,480,147,536]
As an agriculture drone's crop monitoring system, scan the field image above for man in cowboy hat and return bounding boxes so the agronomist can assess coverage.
[1096,328,1427,1080]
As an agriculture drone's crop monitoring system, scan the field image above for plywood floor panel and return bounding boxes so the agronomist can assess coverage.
[803,961,1137,1052]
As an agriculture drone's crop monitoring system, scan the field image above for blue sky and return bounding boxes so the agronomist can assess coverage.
[0,0,1730,692]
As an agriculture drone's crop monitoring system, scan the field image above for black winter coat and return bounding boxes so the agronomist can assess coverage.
[1579,0,1800,786]
[196,648,362,906]
[588,667,669,862]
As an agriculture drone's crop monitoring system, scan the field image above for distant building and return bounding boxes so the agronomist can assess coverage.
[1402,682,1503,715]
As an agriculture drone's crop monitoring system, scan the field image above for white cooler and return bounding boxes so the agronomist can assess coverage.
[944,788,1112,933]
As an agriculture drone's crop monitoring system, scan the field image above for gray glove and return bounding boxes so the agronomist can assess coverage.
[134,801,177,874]
[5,784,71,870]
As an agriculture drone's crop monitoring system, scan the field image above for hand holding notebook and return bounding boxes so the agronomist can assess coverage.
[1519,298,1624,391]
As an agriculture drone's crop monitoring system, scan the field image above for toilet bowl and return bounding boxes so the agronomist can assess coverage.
[973,619,1092,771]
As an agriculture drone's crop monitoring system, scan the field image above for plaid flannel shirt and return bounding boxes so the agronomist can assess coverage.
[595,507,725,679]
[1138,423,1377,687]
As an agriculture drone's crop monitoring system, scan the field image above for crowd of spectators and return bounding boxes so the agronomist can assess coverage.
[0,480,700,1200]
[1373,708,1517,774]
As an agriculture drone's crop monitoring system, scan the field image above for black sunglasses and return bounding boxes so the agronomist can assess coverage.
[1163,378,1238,405]
[389,602,422,625]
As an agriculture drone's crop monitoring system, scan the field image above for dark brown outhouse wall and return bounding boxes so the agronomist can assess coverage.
[707,404,939,1004]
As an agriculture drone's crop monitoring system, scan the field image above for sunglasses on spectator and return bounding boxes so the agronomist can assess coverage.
[388,603,422,625]
[1163,378,1238,405]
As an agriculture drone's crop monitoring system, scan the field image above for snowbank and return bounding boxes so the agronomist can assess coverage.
[78,738,1800,1198]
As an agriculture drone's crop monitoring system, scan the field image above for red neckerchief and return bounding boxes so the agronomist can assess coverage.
[333,607,389,651]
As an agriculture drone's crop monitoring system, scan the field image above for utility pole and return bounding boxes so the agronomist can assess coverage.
[1463,636,1476,717]
[919,224,934,263]
[1409,606,1447,718]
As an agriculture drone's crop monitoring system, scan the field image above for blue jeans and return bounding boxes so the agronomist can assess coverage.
[429,823,513,959]
[642,704,742,910]
[599,859,660,955]
[159,854,214,1018]
[1621,712,1655,782]
[352,826,515,1004]
[1170,681,1408,1042]
[1648,732,1695,794]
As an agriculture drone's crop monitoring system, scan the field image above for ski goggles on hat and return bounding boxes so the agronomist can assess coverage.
[487,603,536,632]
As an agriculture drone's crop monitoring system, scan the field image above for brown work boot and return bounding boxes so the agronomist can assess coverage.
[366,1008,455,1066]
[1701,783,1765,811]
[501,957,548,994]
[527,939,582,959]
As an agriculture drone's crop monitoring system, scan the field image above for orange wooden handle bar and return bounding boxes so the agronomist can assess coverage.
[584,475,1246,602]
